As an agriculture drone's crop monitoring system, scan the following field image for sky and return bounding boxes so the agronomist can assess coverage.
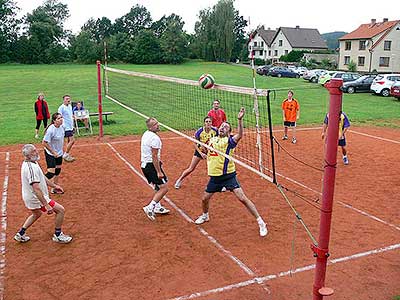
[15,0,399,35]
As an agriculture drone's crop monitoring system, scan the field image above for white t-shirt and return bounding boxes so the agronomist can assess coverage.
[21,161,51,209]
[58,104,74,130]
[141,130,161,167]
[43,124,65,156]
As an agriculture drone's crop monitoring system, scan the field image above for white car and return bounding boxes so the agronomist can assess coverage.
[370,74,400,97]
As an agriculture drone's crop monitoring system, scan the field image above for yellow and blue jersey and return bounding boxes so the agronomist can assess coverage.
[207,135,237,176]
[324,112,350,138]
[194,126,218,144]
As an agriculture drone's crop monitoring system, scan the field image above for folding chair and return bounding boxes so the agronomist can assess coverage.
[72,101,93,136]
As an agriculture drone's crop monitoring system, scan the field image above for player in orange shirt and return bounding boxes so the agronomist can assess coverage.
[281,90,300,144]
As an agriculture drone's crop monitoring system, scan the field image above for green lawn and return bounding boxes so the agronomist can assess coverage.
[0,60,399,146]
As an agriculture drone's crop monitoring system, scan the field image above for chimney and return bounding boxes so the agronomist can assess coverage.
[383,18,388,22]
[371,19,376,25]
[295,25,300,29]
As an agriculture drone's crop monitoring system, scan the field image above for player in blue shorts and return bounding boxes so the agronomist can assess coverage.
[194,108,268,237]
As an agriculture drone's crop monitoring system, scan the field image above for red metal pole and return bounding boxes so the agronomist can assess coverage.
[96,60,103,138]
[312,78,343,299]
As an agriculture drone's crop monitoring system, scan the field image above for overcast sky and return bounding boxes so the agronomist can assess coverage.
[15,0,399,35]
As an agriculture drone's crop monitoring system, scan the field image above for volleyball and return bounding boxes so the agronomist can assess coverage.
[199,74,215,89]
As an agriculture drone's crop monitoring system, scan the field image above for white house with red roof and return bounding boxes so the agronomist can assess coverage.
[339,18,400,72]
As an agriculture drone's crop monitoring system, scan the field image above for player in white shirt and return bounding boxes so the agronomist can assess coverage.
[58,95,75,162]
[14,144,72,244]
[141,118,170,220]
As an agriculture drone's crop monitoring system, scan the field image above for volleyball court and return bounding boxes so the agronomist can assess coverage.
[1,65,399,299]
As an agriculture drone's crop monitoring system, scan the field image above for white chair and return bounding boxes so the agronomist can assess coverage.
[74,109,93,136]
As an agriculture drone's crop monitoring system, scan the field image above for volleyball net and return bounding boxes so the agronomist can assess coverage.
[104,65,276,182]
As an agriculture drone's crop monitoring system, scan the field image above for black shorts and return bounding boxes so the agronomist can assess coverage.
[338,138,346,147]
[284,121,296,127]
[194,150,202,158]
[141,162,168,186]
[206,172,240,193]
[65,130,74,137]
[44,150,63,168]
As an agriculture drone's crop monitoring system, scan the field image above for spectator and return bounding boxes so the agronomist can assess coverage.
[34,92,50,139]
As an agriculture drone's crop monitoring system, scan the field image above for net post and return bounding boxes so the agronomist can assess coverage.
[96,60,104,138]
[266,90,277,184]
[312,78,342,299]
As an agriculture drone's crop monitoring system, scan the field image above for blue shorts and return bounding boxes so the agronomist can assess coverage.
[338,138,346,147]
[206,172,240,193]
[65,130,74,137]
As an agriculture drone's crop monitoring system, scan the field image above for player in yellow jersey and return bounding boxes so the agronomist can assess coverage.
[175,116,218,189]
[194,107,268,237]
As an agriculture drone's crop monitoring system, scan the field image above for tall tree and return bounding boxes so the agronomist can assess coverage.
[113,5,152,38]
[81,17,112,43]
[232,10,247,61]
[0,0,21,62]
[132,30,161,64]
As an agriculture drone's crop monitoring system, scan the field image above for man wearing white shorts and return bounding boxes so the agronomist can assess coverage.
[58,95,75,162]
[13,144,72,244]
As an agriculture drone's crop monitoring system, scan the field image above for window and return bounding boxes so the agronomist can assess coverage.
[259,50,263,56]
[359,40,366,50]
[268,50,272,56]
[379,57,390,67]
[345,41,351,50]
[274,50,278,56]
[279,40,283,47]
[261,41,264,47]
[344,56,350,65]
[285,50,289,55]
[358,56,365,66]
[384,41,391,51]
[253,41,257,47]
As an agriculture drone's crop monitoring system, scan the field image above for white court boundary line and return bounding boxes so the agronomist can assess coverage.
[349,129,400,144]
[170,243,400,300]
[0,152,10,300]
[106,143,271,295]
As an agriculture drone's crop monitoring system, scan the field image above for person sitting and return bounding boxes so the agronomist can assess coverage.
[72,101,89,130]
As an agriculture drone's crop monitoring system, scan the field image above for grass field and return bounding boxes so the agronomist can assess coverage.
[0,60,399,145]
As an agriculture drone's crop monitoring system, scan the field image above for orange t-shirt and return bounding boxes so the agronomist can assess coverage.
[281,99,300,122]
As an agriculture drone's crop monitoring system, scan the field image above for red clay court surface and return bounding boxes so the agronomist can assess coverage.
[0,126,399,300]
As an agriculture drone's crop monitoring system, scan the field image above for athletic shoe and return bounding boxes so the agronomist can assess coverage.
[143,206,155,221]
[51,188,64,194]
[14,232,30,243]
[194,214,209,225]
[174,180,182,189]
[282,135,288,140]
[343,156,349,165]
[154,205,170,214]
[34,134,39,139]
[259,223,268,237]
[52,232,73,244]
[63,154,75,162]
[292,137,297,144]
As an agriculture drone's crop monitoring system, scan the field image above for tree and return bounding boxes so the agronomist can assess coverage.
[132,30,162,64]
[81,17,113,43]
[69,30,100,63]
[113,5,152,38]
[0,0,21,62]
[347,60,357,72]
[231,11,247,62]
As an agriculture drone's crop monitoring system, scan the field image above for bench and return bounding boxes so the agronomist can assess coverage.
[89,111,114,122]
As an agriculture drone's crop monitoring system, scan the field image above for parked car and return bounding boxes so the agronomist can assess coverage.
[269,67,300,78]
[303,69,327,83]
[370,74,400,97]
[294,67,308,76]
[342,75,377,93]
[256,65,271,76]
[390,81,400,99]
[319,72,361,85]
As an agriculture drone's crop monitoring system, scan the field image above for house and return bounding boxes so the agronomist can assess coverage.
[338,18,400,73]
[248,26,276,61]
[249,26,328,62]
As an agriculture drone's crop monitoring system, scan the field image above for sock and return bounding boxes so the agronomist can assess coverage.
[55,228,62,237]
[19,228,26,236]
[257,217,265,226]
[148,200,157,210]
[343,155,348,159]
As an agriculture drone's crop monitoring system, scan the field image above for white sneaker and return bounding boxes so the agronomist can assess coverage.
[14,232,30,243]
[143,206,155,221]
[63,154,75,162]
[292,137,297,144]
[52,232,73,244]
[154,204,170,214]
[282,135,288,140]
[194,214,209,225]
[259,223,268,237]
[174,180,182,189]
